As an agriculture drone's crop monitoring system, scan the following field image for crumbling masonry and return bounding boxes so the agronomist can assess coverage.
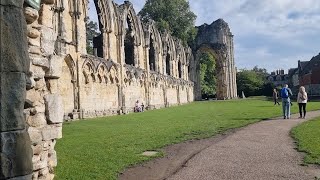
[0,0,237,179]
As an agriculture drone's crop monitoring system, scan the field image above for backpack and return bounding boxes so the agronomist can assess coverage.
[281,88,289,98]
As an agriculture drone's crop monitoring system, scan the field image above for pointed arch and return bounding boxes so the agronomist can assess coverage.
[162,31,176,76]
[119,2,144,66]
[82,59,96,84]
[145,21,162,72]
[58,54,78,118]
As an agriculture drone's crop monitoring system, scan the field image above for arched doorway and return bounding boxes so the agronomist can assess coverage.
[58,55,77,119]
[192,19,237,100]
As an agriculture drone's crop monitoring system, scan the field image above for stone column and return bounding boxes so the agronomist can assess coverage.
[0,0,33,179]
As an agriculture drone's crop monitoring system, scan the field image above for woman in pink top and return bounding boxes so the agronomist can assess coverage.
[297,86,308,118]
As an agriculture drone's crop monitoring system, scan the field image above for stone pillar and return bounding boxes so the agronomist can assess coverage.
[23,1,64,179]
[0,0,33,179]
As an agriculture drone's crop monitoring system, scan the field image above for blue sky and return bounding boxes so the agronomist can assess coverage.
[88,0,320,73]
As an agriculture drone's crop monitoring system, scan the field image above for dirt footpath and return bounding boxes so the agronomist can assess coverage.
[119,111,320,180]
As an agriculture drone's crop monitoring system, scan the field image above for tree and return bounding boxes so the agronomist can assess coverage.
[199,52,216,98]
[237,66,272,97]
[85,17,99,55]
[237,70,265,97]
[138,0,197,45]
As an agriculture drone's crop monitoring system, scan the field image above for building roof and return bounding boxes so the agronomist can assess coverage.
[300,53,320,75]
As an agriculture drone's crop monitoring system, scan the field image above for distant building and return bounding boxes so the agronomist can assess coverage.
[287,53,320,97]
[299,54,320,97]
[267,69,288,87]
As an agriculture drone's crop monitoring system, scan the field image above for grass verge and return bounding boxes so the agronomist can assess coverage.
[55,98,320,179]
[292,117,320,165]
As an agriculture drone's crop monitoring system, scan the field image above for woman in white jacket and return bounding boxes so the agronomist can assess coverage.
[297,86,308,118]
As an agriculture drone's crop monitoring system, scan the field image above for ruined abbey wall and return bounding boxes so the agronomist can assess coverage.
[1,0,237,179]
[191,19,238,100]
[19,0,193,178]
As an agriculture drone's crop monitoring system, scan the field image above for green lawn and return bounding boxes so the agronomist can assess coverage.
[292,117,320,165]
[55,98,320,180]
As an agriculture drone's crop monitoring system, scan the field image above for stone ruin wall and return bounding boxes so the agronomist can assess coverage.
[22,0,88,179]
[2,0,193,179]
[191,19,237,100]
[0,0,237,179]
[74,0,194,118]
[1,0,33,179]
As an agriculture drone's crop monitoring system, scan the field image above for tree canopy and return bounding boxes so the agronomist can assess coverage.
[237,66,273,97]
[199,52,216,98]
[138,0,197,45]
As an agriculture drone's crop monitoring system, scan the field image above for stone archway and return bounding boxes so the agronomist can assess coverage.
[58,55,78,120]
[192,19,237,100]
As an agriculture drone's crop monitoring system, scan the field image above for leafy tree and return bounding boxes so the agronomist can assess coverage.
[138,0,197,45]
[237,69,265,97]
[237,66,272,97]
[85,17,99,55]
[199,52,216,98]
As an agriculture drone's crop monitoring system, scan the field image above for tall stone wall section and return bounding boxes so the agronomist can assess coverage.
[60,0,195,119]
[23,1,62,179]
[192,19,237,100]
[22,0,89,178]
[0,0,33,179]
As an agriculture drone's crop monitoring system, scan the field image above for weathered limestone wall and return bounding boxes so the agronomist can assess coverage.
[192,19,237,100]
[167,88,179,106]
[150,87,165,109]
[23,0,88,178]
[0,0,33,179]
[179,87,189,104]
[23,0,66,178]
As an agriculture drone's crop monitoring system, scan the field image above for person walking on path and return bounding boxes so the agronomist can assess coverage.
[280,84,293,119]
[272,89,280,105]
[297,86,308,118]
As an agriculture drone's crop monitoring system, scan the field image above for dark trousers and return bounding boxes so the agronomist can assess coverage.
[274,98,280,105]
[298,103,307,117]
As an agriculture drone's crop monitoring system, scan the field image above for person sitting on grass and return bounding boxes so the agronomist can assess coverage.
[135,100,141,112]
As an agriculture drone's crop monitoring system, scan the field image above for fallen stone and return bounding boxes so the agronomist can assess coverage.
[142,151,158,157]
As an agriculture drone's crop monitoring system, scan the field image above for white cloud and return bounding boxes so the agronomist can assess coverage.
[88,0,320,73]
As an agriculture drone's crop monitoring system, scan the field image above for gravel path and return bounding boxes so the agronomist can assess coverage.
[168,111,320,180]
[120,111,320,180]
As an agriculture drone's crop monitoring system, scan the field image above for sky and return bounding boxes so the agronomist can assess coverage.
[88,0,320,73]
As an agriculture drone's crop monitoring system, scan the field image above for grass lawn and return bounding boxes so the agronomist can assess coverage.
[292,117,320,165]
[55,98,320,180]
